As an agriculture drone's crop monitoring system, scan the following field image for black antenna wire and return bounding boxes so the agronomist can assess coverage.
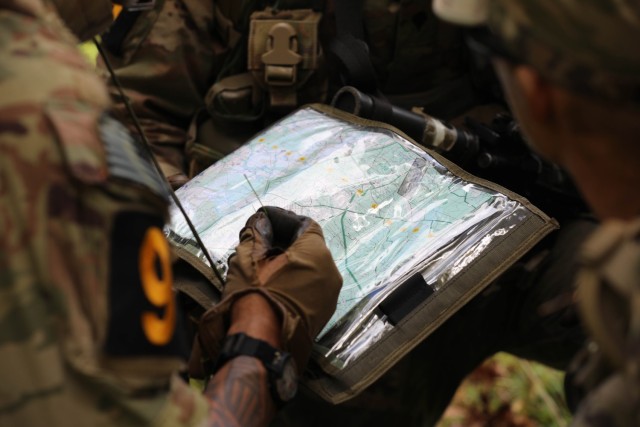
[94,38,226,287]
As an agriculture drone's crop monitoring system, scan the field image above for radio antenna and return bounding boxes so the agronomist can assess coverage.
[95,38,225,287]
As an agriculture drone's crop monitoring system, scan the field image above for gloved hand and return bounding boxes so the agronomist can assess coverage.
[198,206,342,372]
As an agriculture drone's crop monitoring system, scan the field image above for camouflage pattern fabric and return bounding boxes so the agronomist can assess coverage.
[568,219,640,427]
[572,373,640,427]
[99,0,227,185]
[487,0,640,107]
[0,1,208,425]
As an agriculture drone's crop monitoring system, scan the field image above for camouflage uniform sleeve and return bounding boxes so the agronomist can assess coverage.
[569,219,640,427]
[99,0,247,184]
[0,4,208,426]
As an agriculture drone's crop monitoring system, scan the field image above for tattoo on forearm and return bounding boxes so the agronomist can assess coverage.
[204,356,276,427]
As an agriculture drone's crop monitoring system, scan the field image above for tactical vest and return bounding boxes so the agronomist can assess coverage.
[182,0,476,177]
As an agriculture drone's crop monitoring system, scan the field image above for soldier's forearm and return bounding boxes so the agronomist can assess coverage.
[203,293,282,426]
[203,356,276,427]
[226,292,283,347]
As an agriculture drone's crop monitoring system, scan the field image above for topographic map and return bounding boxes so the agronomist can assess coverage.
[168,107,505,337]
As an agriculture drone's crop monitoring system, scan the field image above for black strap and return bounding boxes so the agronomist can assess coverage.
[334,0,365,39]
[102,10,142,57]
[330,35,378,94]
[330,0,381,95]
[377,273,434,325]
[215,333,279,374]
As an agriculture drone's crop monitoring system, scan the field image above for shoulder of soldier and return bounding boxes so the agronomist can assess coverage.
[1,5,168,204]
[0,8,178,425]
[571,372,640,427]
[1,3,108,173]
[580,218,640,280]
[578,216,640,311]
[576,217,640,371]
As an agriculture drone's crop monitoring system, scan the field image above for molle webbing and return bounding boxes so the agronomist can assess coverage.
[248,8,322,109]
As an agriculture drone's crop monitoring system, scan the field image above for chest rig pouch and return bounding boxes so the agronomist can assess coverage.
[193,8,326,176]
[248,8,324,110]
[191,8,326,177]
[205,7,325,120]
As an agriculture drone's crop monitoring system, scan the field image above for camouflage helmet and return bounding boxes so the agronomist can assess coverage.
[47,0,113,41]
[433,0,640,107]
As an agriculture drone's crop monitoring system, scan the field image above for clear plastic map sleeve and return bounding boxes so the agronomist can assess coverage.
[167,105,558,403]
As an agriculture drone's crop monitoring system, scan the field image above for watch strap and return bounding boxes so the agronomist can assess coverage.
[218,333,280,370]
[215,333,296,405]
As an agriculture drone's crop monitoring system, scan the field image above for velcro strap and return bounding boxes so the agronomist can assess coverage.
[99,114,169,200]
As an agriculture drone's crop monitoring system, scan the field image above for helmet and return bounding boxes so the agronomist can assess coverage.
[432,0,489,25]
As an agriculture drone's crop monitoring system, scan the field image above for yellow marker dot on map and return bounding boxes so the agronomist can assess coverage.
[298,156,306,162]
[371,203,379,209]
[272,145,279,149]
[412,227,420,233]
[285,151,292,156]
[259,138,265,142]
[356,189,364,195]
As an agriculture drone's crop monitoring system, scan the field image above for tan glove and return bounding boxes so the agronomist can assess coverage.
[198,206,342,372]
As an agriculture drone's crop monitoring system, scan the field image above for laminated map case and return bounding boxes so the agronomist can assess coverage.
[167,104,558,403]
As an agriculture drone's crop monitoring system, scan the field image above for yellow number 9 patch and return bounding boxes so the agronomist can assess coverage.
[139,227,175,345]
